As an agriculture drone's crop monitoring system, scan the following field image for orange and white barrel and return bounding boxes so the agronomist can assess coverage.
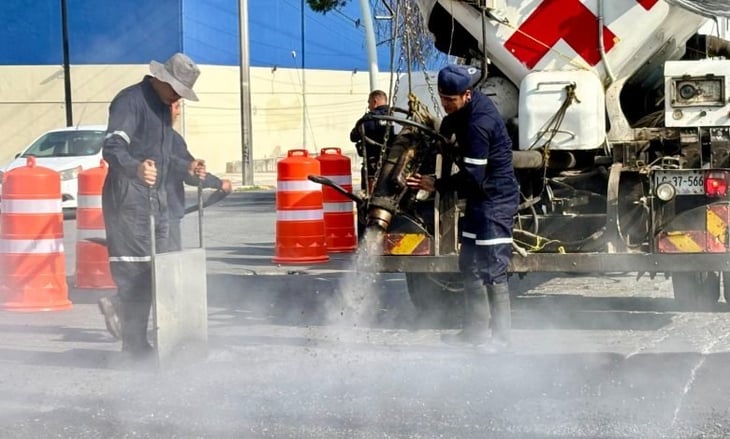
[273,149,329,264]
[75,161,115,289]
[316,147,356,252]
[0,156,71,311]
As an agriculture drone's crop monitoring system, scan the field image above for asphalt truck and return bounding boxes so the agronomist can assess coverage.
[317,0,730,316]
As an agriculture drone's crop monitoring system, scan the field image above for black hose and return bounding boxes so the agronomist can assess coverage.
[307,175,365,207]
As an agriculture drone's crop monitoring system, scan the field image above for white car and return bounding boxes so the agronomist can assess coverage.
[0,125,107,210]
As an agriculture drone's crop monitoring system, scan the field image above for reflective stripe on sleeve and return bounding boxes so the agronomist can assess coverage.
[276,209,324,221]
[78,195,102,209]
[277,180,322,192]
[1,199,62,214]
[463,157,488,166]
[105,131,131,144]
[0,238,64,254]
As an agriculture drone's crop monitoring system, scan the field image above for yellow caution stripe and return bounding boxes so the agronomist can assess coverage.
[707,203,728,251]
[658,231,705,253]
[384,233,432,255]
[657,203,729,253]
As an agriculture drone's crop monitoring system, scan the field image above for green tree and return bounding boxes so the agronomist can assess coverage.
[305,0,347,13]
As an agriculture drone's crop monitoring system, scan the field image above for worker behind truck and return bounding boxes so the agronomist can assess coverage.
[349,89,392,192]
[97,53,207,361]
[167,99,232,252]
[406,64,519,349]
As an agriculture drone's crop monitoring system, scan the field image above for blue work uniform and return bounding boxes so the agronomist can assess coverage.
[350,104,392,186]
[436,91,519,285]
[102,75,190,339]
[166,131,223,251]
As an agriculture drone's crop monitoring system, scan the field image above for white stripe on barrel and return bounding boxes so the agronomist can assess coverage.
[0,238,64,254]
[277,180,321,192]
[1,198,62,214]
[77,194,103,209]
[77,229,107,240]
[276,209,324,221]
[322,175,352,186]
[323,202,354,213]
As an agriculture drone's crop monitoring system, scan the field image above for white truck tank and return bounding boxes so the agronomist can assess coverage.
[519,70,606,150]
[416,0,707,87]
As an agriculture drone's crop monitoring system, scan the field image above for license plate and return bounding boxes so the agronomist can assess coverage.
[653,170,704,195]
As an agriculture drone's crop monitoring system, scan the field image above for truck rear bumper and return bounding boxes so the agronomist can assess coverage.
[373,252,730,274]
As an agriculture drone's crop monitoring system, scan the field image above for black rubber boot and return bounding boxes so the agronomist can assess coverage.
[489,283,511,346]
[442,280,491,345]
[98,295,122,340]
[120,300,154,359]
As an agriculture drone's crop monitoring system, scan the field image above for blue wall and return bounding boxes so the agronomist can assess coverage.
[1,1,63,65]
[0,0,390,71]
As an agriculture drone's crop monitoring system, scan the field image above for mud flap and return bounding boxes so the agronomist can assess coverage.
[152,248,208,368]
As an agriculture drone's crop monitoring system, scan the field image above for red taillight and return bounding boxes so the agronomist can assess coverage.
[705,171,728,197]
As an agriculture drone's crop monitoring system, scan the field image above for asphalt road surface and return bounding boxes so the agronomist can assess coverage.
[1,191,730,438]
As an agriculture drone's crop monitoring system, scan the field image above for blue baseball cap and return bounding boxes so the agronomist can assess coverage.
[437,64,482,96]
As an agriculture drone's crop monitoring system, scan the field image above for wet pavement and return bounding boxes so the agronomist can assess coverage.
[1,191,730,438]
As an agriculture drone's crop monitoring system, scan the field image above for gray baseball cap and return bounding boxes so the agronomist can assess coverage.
[150,52,200,101]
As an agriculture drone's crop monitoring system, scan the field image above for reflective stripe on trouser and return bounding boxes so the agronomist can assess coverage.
[458,210,514,285]
[102,187,169,305]
[103,193,169,349]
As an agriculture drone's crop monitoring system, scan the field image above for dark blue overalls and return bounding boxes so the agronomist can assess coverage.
[350,104,392,187]
[438,91,518,284]
[436,90,519,342]
[102,76,191,352]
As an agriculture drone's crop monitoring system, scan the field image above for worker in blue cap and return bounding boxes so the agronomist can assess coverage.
[407,64,519,348]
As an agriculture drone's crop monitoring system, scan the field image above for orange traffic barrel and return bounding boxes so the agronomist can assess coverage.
[273,149,329,264]
[0,156,71,311]
[75,161,115,289]
[317,147,356,252]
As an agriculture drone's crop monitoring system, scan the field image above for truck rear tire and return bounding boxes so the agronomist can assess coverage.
[405,273,464,328]
[671,272,720,310]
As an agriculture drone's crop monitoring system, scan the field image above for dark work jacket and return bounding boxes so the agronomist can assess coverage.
[166,131,223,220]
[102,75,189,214]
[436,91,519,239]
[350,104,391,174]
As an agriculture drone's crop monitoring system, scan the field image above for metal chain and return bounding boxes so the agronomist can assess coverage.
[404,0,442,119]
[373,0,405,185]
[373,0,442,183]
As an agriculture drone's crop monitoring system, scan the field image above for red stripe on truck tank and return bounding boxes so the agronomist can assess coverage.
[504,0,617,69]
[637,0,659,10]
[504,0,659,69]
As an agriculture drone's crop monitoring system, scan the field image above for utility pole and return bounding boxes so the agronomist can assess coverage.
[301,0,307,150]
[238,0,254,185]
[60,0,73,126]
[358,0,379,91]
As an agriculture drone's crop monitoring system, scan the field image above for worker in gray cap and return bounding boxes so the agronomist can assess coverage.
[407,64,519,349]
[98,52,207,360]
